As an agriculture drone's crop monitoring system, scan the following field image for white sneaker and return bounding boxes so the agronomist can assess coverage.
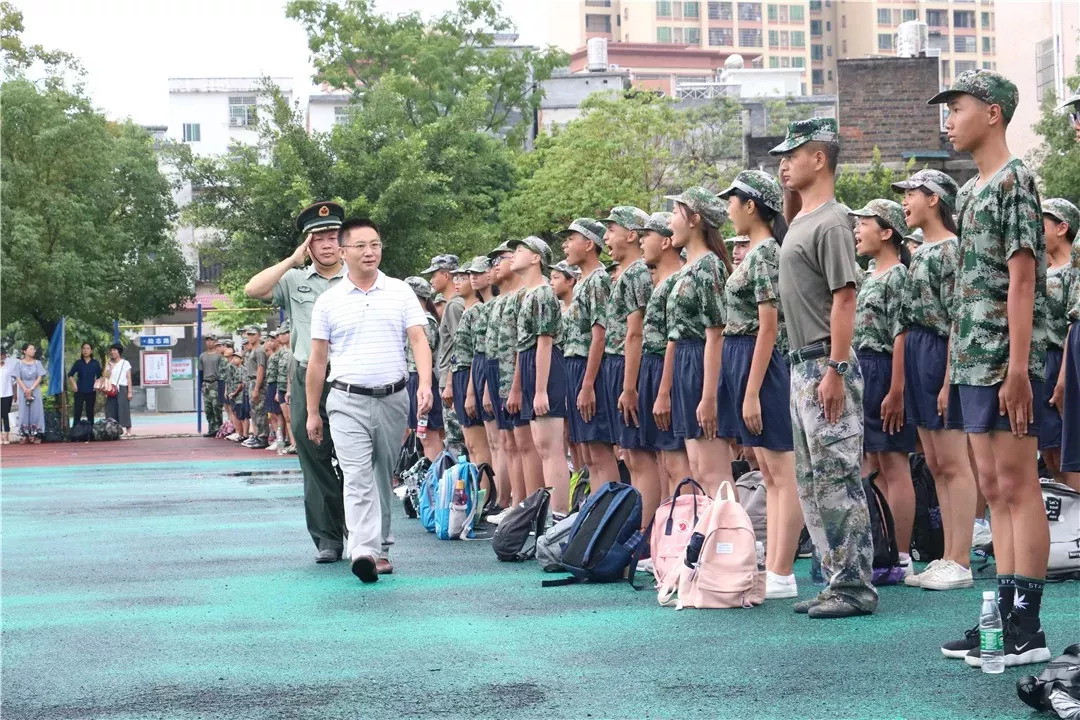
[903,558,942,587]
[226,432,241,442]
[765,571,798,599]
[921,560,973,591]
[486,508,512,525]
[972,521,992,548]
[637,557,655,576]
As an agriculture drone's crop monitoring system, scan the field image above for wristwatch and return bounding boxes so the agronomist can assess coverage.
[828,360,850,376]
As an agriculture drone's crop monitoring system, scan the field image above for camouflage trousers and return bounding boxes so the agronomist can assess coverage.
[201,381,222,431]
[247,380,269,439]
[443,405,467,458]
[790,352,878,612]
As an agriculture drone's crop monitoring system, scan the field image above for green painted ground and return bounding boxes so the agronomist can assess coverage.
[2,457,1077,719]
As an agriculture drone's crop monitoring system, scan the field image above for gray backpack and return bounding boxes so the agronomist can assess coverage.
[1042,481,1080,580]
[536,512,579,573]
[735,471,767,547]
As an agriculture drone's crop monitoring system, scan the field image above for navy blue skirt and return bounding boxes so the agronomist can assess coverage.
[563,355,616,445]
[671,338,740,441]
[471,353,496,422]
[266,382,281,414]
[722,335,794,452]
[904,325,948,431]
[946,380,1045,436]
[407,371,444,431]
[519,346,569,421]
[452,368,484,428]
[636,353,684,452]
[859,350,917,453]
[601,354,643,449]
[1040,348,1064,450]
[1062,324,1080,472]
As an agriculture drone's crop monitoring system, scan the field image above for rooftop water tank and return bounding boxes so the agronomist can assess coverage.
[587,37,609,72]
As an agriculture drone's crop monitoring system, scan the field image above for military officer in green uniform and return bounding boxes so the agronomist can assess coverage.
[245,201,348,563]
[198,335,225,436]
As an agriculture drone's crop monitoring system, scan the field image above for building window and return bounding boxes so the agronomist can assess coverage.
[876,8,890,25]
[739,28,763,46]
[791,5,804,21]
[228,96,257,127]
[333,106,357,125]
[686,27,700,44]
[982,36,993,53]
[811,43,823,60]
[585,14,612,32]
[953,10,975,28]
[769,29,779,48]
[709,27,734,45]
[954,35,976,53]
[928,33,948,52]
[841,14,846,28]
[792,56,805,68]
[926,9,947,27]
[1035,37,1056,102]
[940,58,950,82]
[684,1,700,18]
[791,31,805,48]
[198,255,223,283]
[767,3,777,21]
[657,0,672,18]
[811,19,822,35]
[827,44,832,56]
[769,56,780,68]
[982,61,995,70]
[708,1,733,19]
[585,0,611,5]
[902,9,917,22]
[781,56,791,68]
[809,0,821,10]
[981,11,993,29]
[812,69,824,85]
[737,2,761,21]
[878,33,894,51]
[657,25,673,42]
[827,70,833,80]
[826,20,831,31]
[955,60,977,75]
[182,123,201,142]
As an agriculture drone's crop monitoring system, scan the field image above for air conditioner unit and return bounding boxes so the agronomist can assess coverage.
[229,117,243,127]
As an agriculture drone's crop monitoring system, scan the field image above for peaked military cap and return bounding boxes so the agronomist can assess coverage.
[603,206,651,230]
[769,117,840,155]
[891,169,960,209]
[557,218,606,247]
[421,254,460,274]
[664,186,727,229]
[295,201,345,234]
[718,170,784,215]
[630,211,674,237]
[928,69,1019,123]
[849,199,909,237]
[1043,198,1080,233]
[508,235,553,268]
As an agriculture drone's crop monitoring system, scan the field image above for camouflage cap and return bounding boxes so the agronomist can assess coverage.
[486,241,513,259]
[731,234,750,244]
[664,186,727,228]
[557,218,606,247]
[890,169,960,209]
[278,319,291,333]
[603,206,651,231]
[769,117,840,155]
[508,235,553,268]
[464,255,491,273]
[405,276,433,299]
[1042,198,1080,232]
[244,325,261,335]
[927,69,1019,123]
[904,227,925,245]
[630,211,674,237]
[1058,87,1080,111]
[717,169,784,215]
[433,293,446,305]
[551,260,581,280]
[421,254,460,274]
[268,330,279,339]
[849,199,909,237]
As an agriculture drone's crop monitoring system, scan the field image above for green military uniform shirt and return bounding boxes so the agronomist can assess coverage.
[950,157,1047,386]
[271,264,346,365]
[722,237,787,353]
[516,284,562,352]
[406,314,439,374]
[605,258,652,355]
[275,346,293,385]
[223,362,242,397]
[562,267,611,359]
[481,296,504,359]
[452,302,484,372]
[198,351,223,381]
[243,345,267,382]
[266,351,280,387]
[853,264,908,354]
[1046,264,1076,350]
[495,288,526,397]
[667,252,728,341]
[642,272,681,356]
[903,237,959,337]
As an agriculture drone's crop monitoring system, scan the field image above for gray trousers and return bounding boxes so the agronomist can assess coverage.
[326,386,409,561]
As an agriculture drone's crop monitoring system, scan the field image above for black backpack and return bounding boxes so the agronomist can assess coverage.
[864,473,902,585]
[543,482,644,588]
[1017,643,1080,712]
[395,431,423,482]
[909,453,945,563]
[475,463,498,519]
[42,411,64,443]
[69,420,93,443]
[492,488,550,562]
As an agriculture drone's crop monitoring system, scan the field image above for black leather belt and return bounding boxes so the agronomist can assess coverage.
[331,377,407,397]
[788,342,831,365]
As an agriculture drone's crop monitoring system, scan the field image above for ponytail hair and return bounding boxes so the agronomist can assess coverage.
[916,188,958,236]
[679,202,734,274]
[874,217,911,267]
[731,189,788,244]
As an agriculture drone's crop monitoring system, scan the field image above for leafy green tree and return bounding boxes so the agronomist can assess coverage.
[763,99,817,136]
[835,147,916,211]
[1030,60,1080,205]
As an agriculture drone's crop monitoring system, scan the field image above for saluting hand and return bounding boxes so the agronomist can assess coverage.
[290,234,313,268]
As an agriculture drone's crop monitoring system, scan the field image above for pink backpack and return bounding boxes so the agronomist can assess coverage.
[650,478,713,584]
[658,481,765,610]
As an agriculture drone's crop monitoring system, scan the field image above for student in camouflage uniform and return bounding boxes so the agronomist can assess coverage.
[850,200,921,581]
[1060,85,1080,143]
[264,332,284,451]
[424,254,466,454]
[1042,199,1079,488]
[718,170,802,600]
[731,236,751,267]
[219,341,236,435]
[275,322,294,453]
[550,260,579,313]
[241,326,269,448]
[404,276,444,460]
[892,169,979,589]
[632,212,692,499]
[469,255,510,510]
[664,187,738,497]
[771,117,877,618]
[449,258,492,470]
[930,70,1051,666]
[226,350,249,440]
[559,218,621,491]
[198,335,225,436]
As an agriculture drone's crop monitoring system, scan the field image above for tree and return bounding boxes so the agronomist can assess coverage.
[1030,60,1080,206]
[835,147,916,211]
[763,98,817,136]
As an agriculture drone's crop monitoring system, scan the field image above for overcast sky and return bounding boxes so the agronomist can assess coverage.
[19,0,549,125]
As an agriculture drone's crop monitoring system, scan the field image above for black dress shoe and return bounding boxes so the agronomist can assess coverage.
[351,555,378,583]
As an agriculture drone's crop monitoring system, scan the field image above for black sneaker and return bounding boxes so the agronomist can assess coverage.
[941,625,979,659]
[964,619,1052,668]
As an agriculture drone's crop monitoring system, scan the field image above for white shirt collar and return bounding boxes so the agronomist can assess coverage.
[343,270,387,294]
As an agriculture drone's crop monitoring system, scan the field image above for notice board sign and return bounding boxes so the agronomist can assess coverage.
[141,350,172,387]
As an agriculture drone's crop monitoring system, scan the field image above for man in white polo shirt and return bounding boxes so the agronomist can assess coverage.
[306,218,433,584]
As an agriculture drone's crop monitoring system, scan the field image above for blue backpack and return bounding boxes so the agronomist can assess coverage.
[434,456,481,540]
[542,482,645,587]
[418,451,456,533]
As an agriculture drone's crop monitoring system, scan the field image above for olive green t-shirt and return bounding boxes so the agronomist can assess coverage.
[271,264,347,365]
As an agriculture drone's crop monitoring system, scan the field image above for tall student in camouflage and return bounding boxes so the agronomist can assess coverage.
[241,327,269,449]
[664,188,738,497]
[560,219,621,491]
[264,332,285,451]
[718,170,803,600]
[198,336,225,436]
[892,169,979,589]
[550,260,585,476]
[404,277,444,460]
[850,200,921,580]
[929,70,1052,667]
[468,257,510,509]
[1042,199,1079,487]
[603,206,662,523]
[633,212,692,498]
[275,322,294,454]
[772,118,877,619]
[450,259,493,472]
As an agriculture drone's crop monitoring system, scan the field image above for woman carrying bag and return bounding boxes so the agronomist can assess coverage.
[103,343,133,435]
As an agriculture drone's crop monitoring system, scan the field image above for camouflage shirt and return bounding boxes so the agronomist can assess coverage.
[266,352,280,386]
[1070,264,1080,323]
[667,252,729,341]
[496,288,526,397]
[562,267,612,358]
[452,302,485,371]
[223,362,243,396]
[605,258,653,355]
[643,272,681,356]
[853,264,908,354]
[480,297,502,358]
[275,347,293,385]
[950,157,1047,385]
[903,237,959,337]
[517,284,562,352]
[406,314,439,374]
[1046,264,1076,350]
[722,238,787,352]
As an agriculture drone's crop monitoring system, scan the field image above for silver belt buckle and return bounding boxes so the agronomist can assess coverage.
[372,383,390,397]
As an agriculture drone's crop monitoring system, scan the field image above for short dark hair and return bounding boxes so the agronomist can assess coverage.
[109,343,124,356]
[338,217,381,244]
[1045,213,1078,243]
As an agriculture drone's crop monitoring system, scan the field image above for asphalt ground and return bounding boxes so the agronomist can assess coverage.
[2,440,1077,719]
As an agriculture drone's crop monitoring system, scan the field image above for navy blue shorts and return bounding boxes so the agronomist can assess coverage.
[217,379,225,402]
[671,338,739,441]
[904,325,948,431]
[485,358,526,431]
[277,388,287,405]
[636,353,684,452]
[946,380,1045,435]
[519,345,569,421]
[1062,324,1080,472]
[859,350,917,453]
[1040,348,1064,451]
[601,354,643,449]
[722,335,794,452]
[266,383,281,414]
[471,353,496,422]
[563,355,615,445]
[407,371,444,431]
[452,368,484,428]
[233,391,250,420]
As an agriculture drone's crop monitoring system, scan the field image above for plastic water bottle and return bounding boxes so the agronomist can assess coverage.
[417,414,428,440]
[755,541,766,572]
[980,590,1004,674]
[448,476,467,538]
